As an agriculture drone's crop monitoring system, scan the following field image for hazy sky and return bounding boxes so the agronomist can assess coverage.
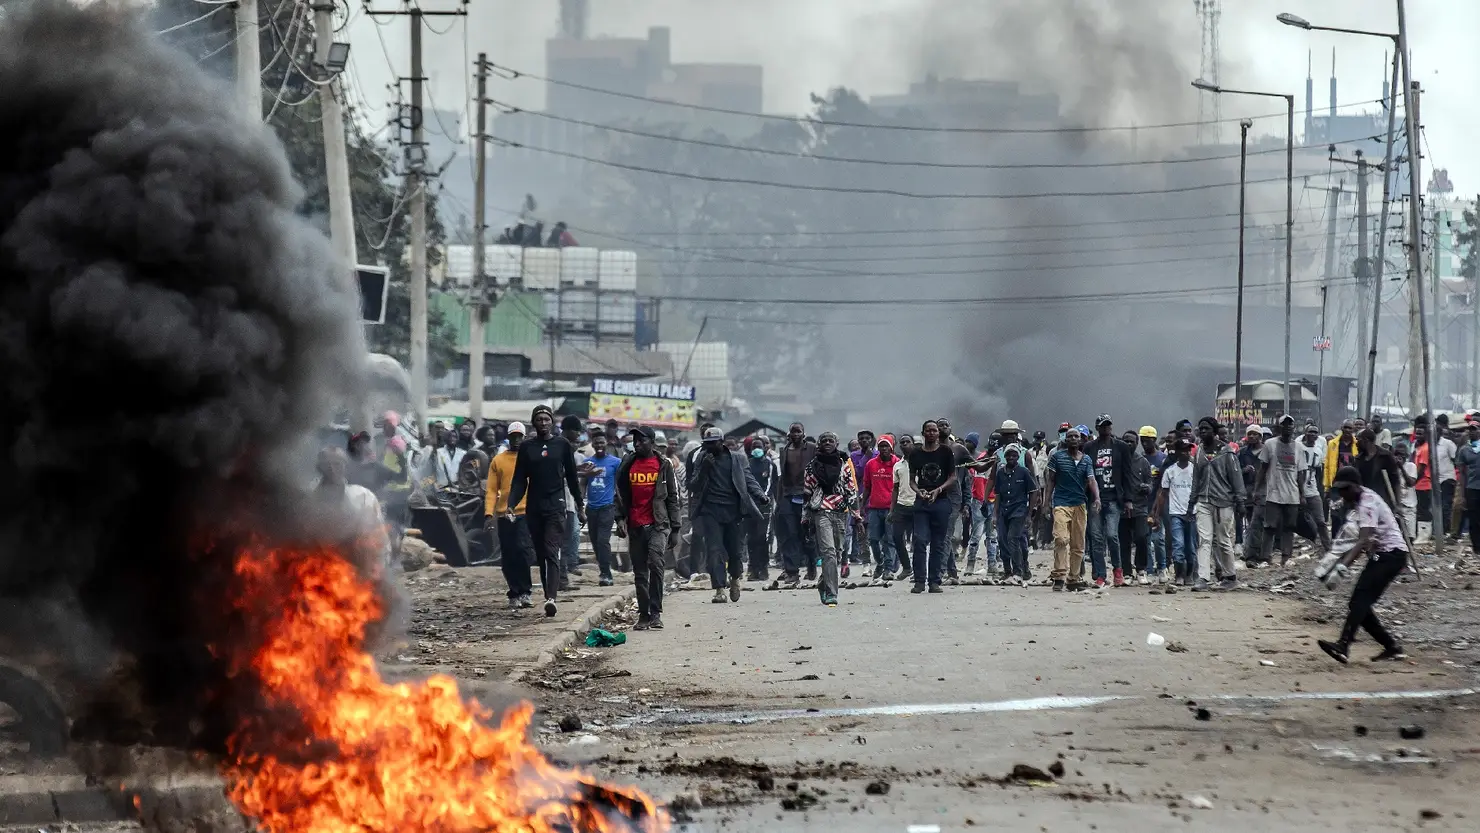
[347,0,1477,194]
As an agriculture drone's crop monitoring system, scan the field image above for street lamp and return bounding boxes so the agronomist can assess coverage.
[1190,79,1296,419]
[1277,11,1398,42]
[1275,12,1310,29]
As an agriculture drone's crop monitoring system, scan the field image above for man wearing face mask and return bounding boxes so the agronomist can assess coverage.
[1316,467,1410,664]
[744,435,779,581]
[804,431,859,606]
[690,427,772,603]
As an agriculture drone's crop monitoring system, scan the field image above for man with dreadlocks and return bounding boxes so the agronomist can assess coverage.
[804,431,859,608]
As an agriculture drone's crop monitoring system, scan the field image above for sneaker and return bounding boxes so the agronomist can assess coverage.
[822,595,838,607]
[519,595,534,609]
[1138,571,1150,586]
[1052,580,1066,592]
[783,576,801,590]
[746,571,762,581]
[1164,583,1177,595]
[1371,646,1409,662]
[895,569,913,583]
[1094,578,1107,589]
[1159,570,1171,585]
[729,576,741,602]
[1218,577,1241,591]
[649,615,664,629]
[599,576,614,587]
[1113,569,1125,587]
[1318,639,1350,664]
[508,597,520,611]
[711,590,728,604]
[559,576,572,592]
[633,617,651,631]
[1191,580,1211,592]
[928,585,944,594]
[544,599,557,617]
[946,577,960,586]
[910,584,926,594]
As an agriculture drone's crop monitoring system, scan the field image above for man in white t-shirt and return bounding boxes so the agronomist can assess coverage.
[1434,416,1459,539]
[1298,423,1331,550]
[1255,414,1307,566]
[1316,466,1410,664]
[1151,438,1197,587]
[890,435,919,582]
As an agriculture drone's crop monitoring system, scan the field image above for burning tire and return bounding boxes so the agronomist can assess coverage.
[0,660,68,757]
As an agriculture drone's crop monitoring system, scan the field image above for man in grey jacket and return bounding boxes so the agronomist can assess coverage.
[690,426,772,603]
[1192,416,1246,591]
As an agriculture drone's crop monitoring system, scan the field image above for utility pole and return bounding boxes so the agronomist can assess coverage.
[313,2,357,275]
[235,0,261,119]
[1318,184,1341,428]
[1354,151,1370,398]
[1235,118,1250,401]
[367,1,468,425]
[469,54,490,423]
[1363,50,1401,421]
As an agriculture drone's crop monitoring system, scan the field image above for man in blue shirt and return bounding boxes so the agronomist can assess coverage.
[580,433,624,585]
[1045,428,1100,592]
[994,444,1040,585]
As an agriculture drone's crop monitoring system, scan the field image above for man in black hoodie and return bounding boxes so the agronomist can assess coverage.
[690,427,772,603]
[776,422,817,586]
[743,435,779,581]
[507,404,584,618]
[1082,414,1134,588]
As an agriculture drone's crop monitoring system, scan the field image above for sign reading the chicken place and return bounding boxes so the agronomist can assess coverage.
[589,378,697,430]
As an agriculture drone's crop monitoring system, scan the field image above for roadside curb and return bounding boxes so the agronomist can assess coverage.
[0,780,229,826]
[507,589,635,684]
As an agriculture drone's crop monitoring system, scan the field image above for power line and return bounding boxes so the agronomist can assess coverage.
[492,103,1383,172]
[489,136,1317,200]
[486,60,1383,137]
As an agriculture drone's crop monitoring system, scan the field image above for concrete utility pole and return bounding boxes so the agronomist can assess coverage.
[1319,184,1341,428]
[235,0,261,119]
[1354,152,1370,397]
[1235,118,1251,400]
[469,54,490,423]
[313,2,357,275]
[367,1,468,425]
[1363,51,1401,420]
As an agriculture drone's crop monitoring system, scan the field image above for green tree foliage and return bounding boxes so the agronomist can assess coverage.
[1457,195,1480,283]
[153,0,459,375]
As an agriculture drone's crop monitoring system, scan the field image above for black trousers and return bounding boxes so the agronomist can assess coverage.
[695,512,744,589]
[1340,549,1407,649]
[744,511,771,577]
[892,506,914,576]
[497,515,534,599]
[525,509,566,601]
[1468,489,1480,554]
[1117,514,1147,574]
[1441,480,1457,536]
[629,524,668,618]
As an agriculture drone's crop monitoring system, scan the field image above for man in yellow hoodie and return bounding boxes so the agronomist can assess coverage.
[485,421,534,610]
[1325,419,1359,492]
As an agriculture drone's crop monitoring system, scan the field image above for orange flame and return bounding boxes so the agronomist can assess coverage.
[218,541,666,833]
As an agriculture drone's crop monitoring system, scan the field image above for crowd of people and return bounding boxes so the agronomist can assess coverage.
[325,405,1480,663]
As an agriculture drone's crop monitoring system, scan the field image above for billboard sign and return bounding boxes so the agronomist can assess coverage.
[589,378,697,430]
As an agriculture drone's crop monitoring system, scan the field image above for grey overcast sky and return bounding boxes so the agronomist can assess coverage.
[347,0,1477,193]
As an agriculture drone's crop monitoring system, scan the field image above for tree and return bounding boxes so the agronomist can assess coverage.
[153,0,460,376]
[1456,196,1480,284]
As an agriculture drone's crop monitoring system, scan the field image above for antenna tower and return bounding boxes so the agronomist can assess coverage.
[1194,0,1222,144]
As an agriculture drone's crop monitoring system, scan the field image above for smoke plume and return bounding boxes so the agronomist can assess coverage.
[0,0,366,750]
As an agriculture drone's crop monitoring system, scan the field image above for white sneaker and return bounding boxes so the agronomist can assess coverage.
[1137,571,1150,586]
[1159,570,1171,585]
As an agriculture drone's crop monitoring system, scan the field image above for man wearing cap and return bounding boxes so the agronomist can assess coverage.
[615,426,680,630]
[743,434,779,581]
[486,422,533,610]
[507,405,585,617]
[1299,423,1333,552]
[690,426,772,603]
[1316,466,1410,664]
[1238,424,1267,564]
[1255,415,1308,567]
[993,443,1039,585]
[849,431,878,568]
[1192,417,1245,591]
[1083,415,1134,588]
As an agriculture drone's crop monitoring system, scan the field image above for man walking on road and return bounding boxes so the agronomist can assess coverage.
[777,423,817,587]
[1083,415,1133,588]
[804,431,858,607]
[1151,438,1197,589]
[743,435,778,581]
[616,426,680,631]
[580,433,623,586]
[1299,423,1332,552]
[507,405,585,618]
[1192,417,1244,592]
[690,426,771,603]
[994,444,1039,585]
[891,434,918,583]
[908,420,958,594]
[485,421,533,610]
[861,434,901,581]
[1255,414,1307,567]
[1045,427,1098,592]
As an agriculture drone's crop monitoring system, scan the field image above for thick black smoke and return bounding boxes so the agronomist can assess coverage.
[0,1,366,748]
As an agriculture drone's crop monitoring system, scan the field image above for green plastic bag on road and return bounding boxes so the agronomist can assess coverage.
[585,628,626,647]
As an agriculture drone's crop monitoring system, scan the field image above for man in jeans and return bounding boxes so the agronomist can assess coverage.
[690,426,771,603]
[615,426,680,630]
[1299,422,1332,551]
[1045,427,1099,591]
[559,415,588,585]
[861,434,901,581]
[1152,438,1197,591]
[1456,421,1480,557]
[579,433,623,586]
[743,435,778,581]
[1083,415,1133,588]
[1255,414,1307,567]
[993,444,1039,585]
[804,431,859,607]
[1192,417,1245,591]
[890,434,918,583]
[776,423,817,587]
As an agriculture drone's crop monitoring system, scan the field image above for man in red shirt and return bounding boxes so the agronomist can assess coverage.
[615,426,680,630]
[861,435,901,581]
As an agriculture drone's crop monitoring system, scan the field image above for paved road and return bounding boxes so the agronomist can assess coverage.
[527,558,1480,832]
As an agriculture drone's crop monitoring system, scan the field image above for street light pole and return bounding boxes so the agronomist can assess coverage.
[1191,78,1296,417]
[1236,118,1251,401]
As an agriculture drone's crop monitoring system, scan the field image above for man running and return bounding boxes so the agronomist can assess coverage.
[615,426,680,631]
[1316,466,1410,664]
[1045,427,1098,591]
[507,405,585,617]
